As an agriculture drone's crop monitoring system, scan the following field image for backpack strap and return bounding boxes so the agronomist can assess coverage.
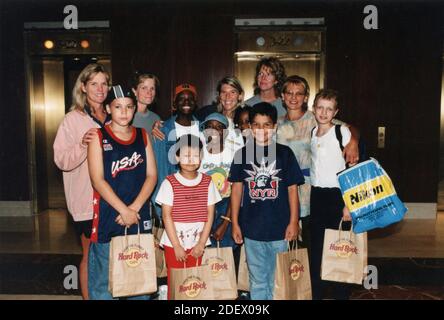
[335,124,344,152]
[310,126,316,138]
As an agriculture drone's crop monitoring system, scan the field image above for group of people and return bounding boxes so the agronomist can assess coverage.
[53,56,361,300]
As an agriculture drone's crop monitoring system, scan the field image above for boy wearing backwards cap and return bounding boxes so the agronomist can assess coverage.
[199,113,239,250]
[151,84,201,219]
[87,85,158,300]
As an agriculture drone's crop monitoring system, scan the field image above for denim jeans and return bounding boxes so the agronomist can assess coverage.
[244,237,287,300]
[88,242,151,300]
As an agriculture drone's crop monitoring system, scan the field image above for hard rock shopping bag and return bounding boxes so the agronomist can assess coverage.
[169,260,215,300]
[202,242,238,300]
[274,241,312,300]
[321,220,368,285]
[109,226,157,297]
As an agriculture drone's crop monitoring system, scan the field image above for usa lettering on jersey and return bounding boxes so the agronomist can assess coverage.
[111,151,144,178]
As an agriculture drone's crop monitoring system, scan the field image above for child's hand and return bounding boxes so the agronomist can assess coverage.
[191,243,205,259]
[120,208,140,227]
[342,206,352,222]
[82,128,98,146]
[151,120,165,141]
[285,221,299,241]
[128,203,141,214]
[115,215,126,226]
[232,224,243,244]
[174,245,187,262]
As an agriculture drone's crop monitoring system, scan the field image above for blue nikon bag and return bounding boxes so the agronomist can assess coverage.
[337,158,407,233]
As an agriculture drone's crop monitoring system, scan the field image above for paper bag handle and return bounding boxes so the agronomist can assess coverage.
[123,223,141,248]
[338,218,354,242]
[183,254,201,277]
[287,240,299,260]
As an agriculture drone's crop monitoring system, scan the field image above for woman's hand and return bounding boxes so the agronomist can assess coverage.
[151,120,165,141]
[343,138,359,165]
[82,128,98,146]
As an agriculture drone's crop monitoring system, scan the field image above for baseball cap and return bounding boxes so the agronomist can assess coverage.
[174,83,197,100]
[200,112,229,131]
[105,84,135,105]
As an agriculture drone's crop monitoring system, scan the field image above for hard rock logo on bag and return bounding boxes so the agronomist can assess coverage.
[205,257,228,277]
[289,259,304,281]
[118,245,149,268]
[329,240,358,258]
[179,276,207,298]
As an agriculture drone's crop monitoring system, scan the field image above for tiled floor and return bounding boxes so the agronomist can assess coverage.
[1,209,443,258]
[0,209,81,254]
[0,209,443,300]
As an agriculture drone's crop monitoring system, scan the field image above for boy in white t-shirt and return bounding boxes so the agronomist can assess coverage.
[309,89,353,300]
[155,134,221,299]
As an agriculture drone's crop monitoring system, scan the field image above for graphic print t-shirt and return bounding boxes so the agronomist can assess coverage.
[228,141,305,241]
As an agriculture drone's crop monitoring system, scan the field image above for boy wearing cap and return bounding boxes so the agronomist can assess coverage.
[87,85,158,300]
[199,113,239,250]
[151,84,200,219]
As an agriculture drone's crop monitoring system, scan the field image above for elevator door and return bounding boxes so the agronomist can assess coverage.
[28,56,111,213]
[30,57,66,210]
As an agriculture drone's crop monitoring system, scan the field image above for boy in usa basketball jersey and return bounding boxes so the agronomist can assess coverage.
[87,85,157,300]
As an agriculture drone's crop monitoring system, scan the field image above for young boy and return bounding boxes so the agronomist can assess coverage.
[87,85,158,300]
[199,113,238,249]
[151,84,200,219]
[229,102,305,300]
[233,105,253,143]
[309,89,353,300]
[155,134,221,299]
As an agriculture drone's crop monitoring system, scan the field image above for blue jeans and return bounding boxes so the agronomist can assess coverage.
[244,237,287,300]
[88,242,151,300]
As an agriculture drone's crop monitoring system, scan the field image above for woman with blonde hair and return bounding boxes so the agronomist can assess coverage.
[196,76,245,122]
[130,71,161,138]
[153,76,246,150]
[53,63,111,299]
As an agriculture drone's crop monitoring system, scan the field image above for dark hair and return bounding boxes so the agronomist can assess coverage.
[313,89,340,109]
[253,57,287,97]
[249,102,277,124]
[233,105,253,129]
[174,134,203,157]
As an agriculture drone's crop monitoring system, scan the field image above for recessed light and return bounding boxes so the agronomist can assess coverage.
[80,40,90,49]
[44,40,54,49]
